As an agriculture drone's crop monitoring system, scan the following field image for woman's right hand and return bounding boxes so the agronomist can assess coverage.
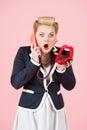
[31,33,41,63]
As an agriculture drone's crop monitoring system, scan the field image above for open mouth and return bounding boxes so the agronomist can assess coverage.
[44,44,49,50]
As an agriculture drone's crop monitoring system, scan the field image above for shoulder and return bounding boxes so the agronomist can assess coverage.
[16,46,31,55]
[18,46,31,52]
[14,46,31,60]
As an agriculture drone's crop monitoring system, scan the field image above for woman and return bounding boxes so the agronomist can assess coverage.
[11,16,76,130]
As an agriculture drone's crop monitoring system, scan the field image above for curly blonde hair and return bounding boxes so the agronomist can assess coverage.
[33,16,59,34]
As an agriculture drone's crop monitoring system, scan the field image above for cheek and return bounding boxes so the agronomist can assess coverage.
[51,38,56,44]
[36,36,43,42]
[36,40,43,47]
[36,37,42,45]
[51,42,56,47]
[51,36,56,41]
[50,40,56,48]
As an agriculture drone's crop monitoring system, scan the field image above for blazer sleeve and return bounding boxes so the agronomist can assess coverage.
[10,47,40,89]
[56,66,76,90]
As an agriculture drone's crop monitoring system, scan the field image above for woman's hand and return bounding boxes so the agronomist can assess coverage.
[31,33,41,63]
[56,60,72,72]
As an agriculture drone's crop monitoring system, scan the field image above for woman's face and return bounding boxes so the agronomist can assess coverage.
[36,25,57,54]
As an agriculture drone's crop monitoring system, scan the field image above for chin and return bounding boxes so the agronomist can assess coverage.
[41,49,51,54]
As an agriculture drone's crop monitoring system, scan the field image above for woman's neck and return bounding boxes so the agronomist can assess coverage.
[41,52,51,67]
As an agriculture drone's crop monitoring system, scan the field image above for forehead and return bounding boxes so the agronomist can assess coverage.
[36,25,55,33]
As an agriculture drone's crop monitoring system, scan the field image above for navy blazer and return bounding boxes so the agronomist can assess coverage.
[10,46,76,110]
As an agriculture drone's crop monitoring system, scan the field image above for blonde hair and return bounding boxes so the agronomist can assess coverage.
[33,16,58,34]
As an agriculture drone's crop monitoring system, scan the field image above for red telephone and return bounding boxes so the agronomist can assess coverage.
[55,45,74,64]
[31,33,38,47]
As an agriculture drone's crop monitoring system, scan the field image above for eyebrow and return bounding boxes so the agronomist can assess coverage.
[39,31,54,33]
[50,32,55,34]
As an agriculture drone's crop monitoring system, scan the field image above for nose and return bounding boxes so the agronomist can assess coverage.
[44,36,49,42]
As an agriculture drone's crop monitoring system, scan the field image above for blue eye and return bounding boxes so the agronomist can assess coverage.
[49,33,54,37]
[39,33,44,37]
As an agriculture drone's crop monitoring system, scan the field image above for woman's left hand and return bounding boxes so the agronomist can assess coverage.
[56,60,72,72]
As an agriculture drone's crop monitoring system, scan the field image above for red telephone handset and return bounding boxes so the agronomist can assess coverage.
[31,33,41,62]
[31,33,38,48]
[55,45,74,64]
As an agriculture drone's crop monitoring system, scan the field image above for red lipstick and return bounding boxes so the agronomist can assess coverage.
[44,44,49,50]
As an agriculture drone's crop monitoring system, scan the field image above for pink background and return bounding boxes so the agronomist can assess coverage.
[0,0,87,130]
